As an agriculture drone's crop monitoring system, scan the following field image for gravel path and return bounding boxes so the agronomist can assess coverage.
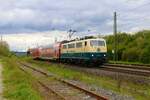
[0,62,4,100]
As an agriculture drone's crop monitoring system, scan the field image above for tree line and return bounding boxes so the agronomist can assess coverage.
[105,30,150,63]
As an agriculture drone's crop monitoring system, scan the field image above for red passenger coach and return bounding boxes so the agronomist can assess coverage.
[28,42,62,61]
[40,48,54,59]
[28,48,41,59]
[38,42,61,60]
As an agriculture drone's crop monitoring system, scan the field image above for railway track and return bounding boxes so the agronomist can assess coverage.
[34,59,150,78]
[108,63,150,67]
[104,63,150,71]
[102,64,150,77]
[19,62,108,100]
[36,58,150,77]
[19,65,65,100]
[57,62,150,77]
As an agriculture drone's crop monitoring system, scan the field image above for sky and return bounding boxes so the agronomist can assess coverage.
[0,0,150,51]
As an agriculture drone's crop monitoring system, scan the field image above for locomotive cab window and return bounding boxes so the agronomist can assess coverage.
[90,40,105,46]
[76,42,82,48]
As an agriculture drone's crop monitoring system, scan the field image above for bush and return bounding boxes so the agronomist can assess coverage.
[105,30,150,64]
[0,41,10,56]
[139,47,150,63]
[122,48,140,62]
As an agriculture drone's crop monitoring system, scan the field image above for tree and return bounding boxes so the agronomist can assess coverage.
[105,30,150,63]
[139,47,150,63]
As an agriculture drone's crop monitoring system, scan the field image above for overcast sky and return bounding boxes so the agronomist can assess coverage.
[0,0,150,51]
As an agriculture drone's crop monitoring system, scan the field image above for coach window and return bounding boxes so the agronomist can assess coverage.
[68,43,75,48]
[63,45,67,49]
[76,42,82,48]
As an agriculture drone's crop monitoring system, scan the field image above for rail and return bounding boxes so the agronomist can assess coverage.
[19,62,108,100]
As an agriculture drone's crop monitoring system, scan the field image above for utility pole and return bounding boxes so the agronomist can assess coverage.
[113,12,118,63]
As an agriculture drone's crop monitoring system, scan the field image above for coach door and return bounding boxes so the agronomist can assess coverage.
[84,41,87,51]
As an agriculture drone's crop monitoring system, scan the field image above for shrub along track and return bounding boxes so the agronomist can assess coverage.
[18,62,108,100]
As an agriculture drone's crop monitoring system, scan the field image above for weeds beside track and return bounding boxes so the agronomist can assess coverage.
[19,62,108,100]
[25,59,150,100]
[2,57,42,100]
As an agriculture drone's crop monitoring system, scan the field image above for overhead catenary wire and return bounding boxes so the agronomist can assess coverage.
[127,1,150,11]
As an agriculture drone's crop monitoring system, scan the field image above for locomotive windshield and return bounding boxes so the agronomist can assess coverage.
[90,40,105,46]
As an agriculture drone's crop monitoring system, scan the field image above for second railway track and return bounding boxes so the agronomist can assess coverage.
[104,63,150,71]
[102,64,150,77]
[19,62,108,100]
[35,58,150,77]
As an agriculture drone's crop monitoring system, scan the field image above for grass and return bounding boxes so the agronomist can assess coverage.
[26,59,150,100]
[1,57,42,100]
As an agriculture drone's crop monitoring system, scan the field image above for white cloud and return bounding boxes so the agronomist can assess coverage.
[3,31,68,52]
[0,0,150,51]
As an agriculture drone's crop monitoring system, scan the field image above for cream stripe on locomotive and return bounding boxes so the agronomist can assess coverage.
[61,38,107,54]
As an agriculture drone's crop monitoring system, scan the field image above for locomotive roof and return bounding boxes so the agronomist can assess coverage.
[61,37,105,44]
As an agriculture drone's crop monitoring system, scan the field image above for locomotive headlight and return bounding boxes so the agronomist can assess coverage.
[91,54,94,57]
[104,54,106,57]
